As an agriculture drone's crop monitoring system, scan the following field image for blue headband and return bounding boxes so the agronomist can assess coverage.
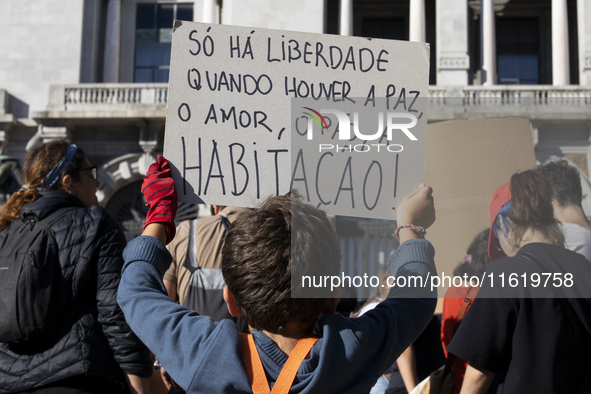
[493,200,511,239]
[41,144,78,190]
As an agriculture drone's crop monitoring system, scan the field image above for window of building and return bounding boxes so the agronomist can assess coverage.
[134,3,193,83]
[497,18,539,85]
[361,15,436,85]
[362,18,405,40]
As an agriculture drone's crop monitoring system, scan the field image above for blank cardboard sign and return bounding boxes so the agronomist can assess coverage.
[425,117,536,308]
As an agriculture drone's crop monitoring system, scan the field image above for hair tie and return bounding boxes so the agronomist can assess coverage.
[20,185,30,191]
[40,144,77,191]
[462,253,472,263]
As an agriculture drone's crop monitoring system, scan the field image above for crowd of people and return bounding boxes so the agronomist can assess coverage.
[0,140,590,394]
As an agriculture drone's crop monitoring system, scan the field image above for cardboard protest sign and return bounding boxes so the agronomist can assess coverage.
[424,117,536,309]
[164,21,429,219]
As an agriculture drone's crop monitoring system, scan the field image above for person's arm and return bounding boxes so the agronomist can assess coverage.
[94,215,153,383]
[397,344,419,393]
[118,158,237,392]
[333,184,437,388]
[440,294,458,358]
[163,235,179,301]
[160,367,173,391]
[125,374,151,394]
[119,232,243,392]
[459,364,495,394]
[396,183,435,244]
[164,279,178,301]
[446,275,516,392]
[143,221,168,243]
[388,183,436,300]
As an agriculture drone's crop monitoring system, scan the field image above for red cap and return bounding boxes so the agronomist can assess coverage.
[488,182,512,260]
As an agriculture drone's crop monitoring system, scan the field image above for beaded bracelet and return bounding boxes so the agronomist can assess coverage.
[395,224,426,241]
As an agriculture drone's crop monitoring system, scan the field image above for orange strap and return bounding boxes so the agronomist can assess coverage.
[239,333,318,394]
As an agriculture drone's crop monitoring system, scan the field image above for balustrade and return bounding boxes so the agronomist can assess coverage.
[42,84,591,117]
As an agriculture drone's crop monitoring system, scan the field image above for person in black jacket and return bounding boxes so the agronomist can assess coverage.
[0,141,152,394]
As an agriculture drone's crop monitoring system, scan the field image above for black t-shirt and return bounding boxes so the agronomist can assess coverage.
[386,316,446,394]
[448,243,591,394]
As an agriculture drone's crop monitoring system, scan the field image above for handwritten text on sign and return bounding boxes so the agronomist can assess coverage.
[163,21,429,219]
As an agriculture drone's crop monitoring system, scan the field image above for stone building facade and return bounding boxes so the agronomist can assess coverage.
[1,1,591,279]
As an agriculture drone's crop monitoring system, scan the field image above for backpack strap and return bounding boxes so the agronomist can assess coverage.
[452,286,479,335]
[184,218,200,274]
[21,207,77,225]
[239,333,318,394]
[220,215,231,232]
[184,215,231,275]
[442,285,479,377]
[44,207,78,225]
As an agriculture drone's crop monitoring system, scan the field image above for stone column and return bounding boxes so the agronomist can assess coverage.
[481,0,496,85]
[552,0,570,85]
[586,131,591,178]
[0,130,6,155]
[0,89,13,156]
[339,0,353,36]
[531,121,540,147]
[138,121,162,175]
[202,0,217,23]
[27,124,70,151]
[578,0,591,85]
[103,0,122,83]
[436,0,470,85]
[409,0,426,42]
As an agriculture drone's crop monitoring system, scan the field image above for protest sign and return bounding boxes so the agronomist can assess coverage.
[424,117,536,308]
[163,21,429,219]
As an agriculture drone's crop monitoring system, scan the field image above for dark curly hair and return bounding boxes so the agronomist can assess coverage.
[221,191,341,334]
[537,159,583,208]
[453,229,491,277]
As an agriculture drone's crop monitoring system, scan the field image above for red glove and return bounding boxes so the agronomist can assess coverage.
[141,156,178,244]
